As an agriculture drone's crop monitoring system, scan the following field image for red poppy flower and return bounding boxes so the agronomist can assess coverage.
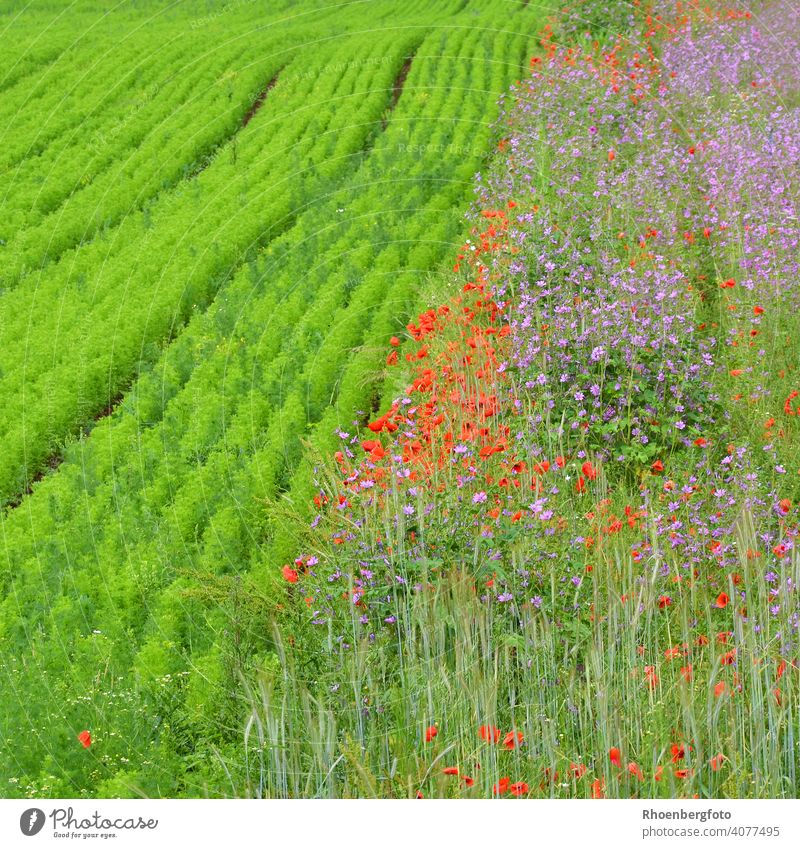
[509,781,529,797]
[503,730,524,751]
[442,766,459,776]
[693,437,708,447]
[670,744,686,763]
[628,762,644,781]
[581,461,597,480]
[591,778,605,798]
[674,769,691,779]
[390,336,400,347]
[461,775,475,787]
[282,565,299,584]
[77,730,91,749]
[609,747,622,768]
[713,592,729,609]
[779,498,791,514]
[492,777,510,796]
[570,762,587,778]
[714,681,727,697]
[657,595,672,609]
[425,725,438,742]
[680,665,693,682]
[709,754,725,772]
[720,278,736,288]
[479,725,501,744]
[608,150,616,162]
[753,305,764,316]
[651,459,664,473]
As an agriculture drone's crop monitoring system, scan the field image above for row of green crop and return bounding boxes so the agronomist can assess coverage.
[0,0,424,273]
[0,32,201,225]
[1,38,285,283]
[0,1,311,150]
[0,6,538,796]
[0,22,191,170]
[0,29,420,505]
[0,33,75,94]
[0,26,200,199]
[0,0,478,492]
[0,0,452,176]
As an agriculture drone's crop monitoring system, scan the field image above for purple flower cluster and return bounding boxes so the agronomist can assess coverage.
[292,1,800,657]
[465,0,799,642]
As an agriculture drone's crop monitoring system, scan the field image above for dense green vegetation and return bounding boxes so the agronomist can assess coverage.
[0,0,544,797]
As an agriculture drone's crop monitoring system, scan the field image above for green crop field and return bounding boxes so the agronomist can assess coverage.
[2,0,799,805]
[0,0,546,797]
